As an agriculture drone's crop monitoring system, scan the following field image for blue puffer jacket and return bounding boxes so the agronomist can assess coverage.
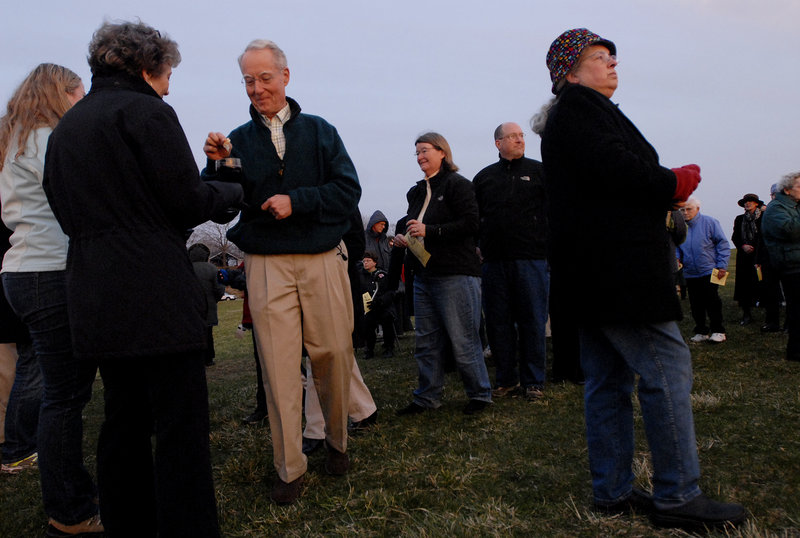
[678,212,730,278]
[762,192,800,275]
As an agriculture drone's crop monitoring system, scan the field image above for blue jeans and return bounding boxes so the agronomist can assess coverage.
[579,322,702,509]
[412,274,492,407]
[1,341,42,462]
[2,271,98,525]
[482,259,549,388]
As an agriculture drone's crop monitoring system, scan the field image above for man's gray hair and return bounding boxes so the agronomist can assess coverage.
[686,197,701,208]
[237,39,287,70]
[778,171,800,192]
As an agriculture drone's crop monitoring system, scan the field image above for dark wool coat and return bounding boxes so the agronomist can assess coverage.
[43,73,243,359]
[731,212,762,303]
[405,169,481,277]
[541,84,680,325]
[188,244,225,326]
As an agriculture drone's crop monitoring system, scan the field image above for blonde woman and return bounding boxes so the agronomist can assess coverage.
[0,63,102,536]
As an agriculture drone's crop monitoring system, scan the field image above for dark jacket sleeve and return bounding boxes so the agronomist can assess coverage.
[137,106,243,229]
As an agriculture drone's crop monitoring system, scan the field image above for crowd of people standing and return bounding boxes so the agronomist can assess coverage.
[3,17,796,537]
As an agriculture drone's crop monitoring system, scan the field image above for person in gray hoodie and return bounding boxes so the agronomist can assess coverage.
[365,210,391,270]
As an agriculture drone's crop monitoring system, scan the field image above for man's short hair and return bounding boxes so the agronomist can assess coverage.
[238,39,287,70]
[493,124,506,141]
[363,251,378,262]
[778,172,800,192]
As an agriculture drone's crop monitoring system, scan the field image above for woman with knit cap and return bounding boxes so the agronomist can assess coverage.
[534,28,745,531]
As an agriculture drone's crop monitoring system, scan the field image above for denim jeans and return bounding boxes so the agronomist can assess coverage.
[482,259,549,388]
[2,271,98,525]
[412,274,492,407]
[579,322,702,509]
[1,341,42,462]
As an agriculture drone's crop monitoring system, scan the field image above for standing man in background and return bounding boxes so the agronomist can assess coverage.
[473,122,549,401]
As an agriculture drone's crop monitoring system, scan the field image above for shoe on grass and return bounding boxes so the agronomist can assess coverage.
[689,334,709,343]
[348,410,377,435]
[396,402,428,416]
[1,452,38,474]
[241,408,267,425]
[593,487,654,515]
[650,493,746,531]
[302,436,324,455]
[271,474,305,505]
[324,442,350,476]
[524,386,544,402]
[492,384,519,398]
[47,514,104,536]
[708,332,727,343]
[462,399,491,415]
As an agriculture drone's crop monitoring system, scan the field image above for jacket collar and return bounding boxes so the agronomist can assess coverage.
[89,72,160,99]
[248,96,302,127]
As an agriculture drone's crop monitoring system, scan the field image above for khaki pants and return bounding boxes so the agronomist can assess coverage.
[0,343,18,444]
[246,246,354,483]
[303,355,376,440]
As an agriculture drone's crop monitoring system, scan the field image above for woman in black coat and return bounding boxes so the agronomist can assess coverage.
[43,21,242,537]
[393,132,492,416]
[731,193,765,324]
[536,28,744,531]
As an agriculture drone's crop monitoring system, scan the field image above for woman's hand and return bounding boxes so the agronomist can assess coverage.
[406,219,426,238]
[204,132,232,160]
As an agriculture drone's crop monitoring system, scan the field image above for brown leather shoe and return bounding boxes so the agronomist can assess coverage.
[271,474,305,505]
[324,443,350,476]
[47,514,104,536]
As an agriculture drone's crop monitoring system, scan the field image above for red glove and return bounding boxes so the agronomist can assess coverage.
[671,164,701,202]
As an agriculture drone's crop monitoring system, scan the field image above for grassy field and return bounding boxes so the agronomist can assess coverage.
[1,256,799,537]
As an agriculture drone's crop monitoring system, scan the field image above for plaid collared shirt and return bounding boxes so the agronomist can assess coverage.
[263,103,291,159]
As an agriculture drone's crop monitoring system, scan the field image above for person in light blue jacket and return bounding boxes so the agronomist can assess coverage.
[677,198,730,343]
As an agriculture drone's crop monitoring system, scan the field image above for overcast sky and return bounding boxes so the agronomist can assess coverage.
[2,0,798,237]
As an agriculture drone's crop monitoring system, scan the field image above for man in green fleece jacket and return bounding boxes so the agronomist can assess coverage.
[204,39,361,505]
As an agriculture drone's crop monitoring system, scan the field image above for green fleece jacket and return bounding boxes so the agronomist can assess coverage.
[203,97,361,254]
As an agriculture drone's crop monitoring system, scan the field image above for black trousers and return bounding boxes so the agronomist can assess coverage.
[686,276,725,334]
[97,351,219,537]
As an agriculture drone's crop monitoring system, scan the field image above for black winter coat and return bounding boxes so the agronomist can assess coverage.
[541,84,680,325]
[473,156,547,261]
[43,73,243,359]
[405,169,481,277]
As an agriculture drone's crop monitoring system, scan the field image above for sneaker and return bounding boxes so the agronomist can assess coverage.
[492,384,520,398]
[524,386,544,402]
[709,332,727,343]
[650,493,746,531]
[462,399,491,415]
[1,452,38,474]
[593,487,654,515]
[47,514,104,536]
[690,334,709,343]
[271,474,305,505]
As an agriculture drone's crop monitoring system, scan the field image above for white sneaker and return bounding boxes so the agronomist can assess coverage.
[690,334,709,343]
[709,332,727,343]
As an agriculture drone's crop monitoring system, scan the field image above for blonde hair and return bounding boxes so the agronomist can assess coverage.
[0,63,81,170]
